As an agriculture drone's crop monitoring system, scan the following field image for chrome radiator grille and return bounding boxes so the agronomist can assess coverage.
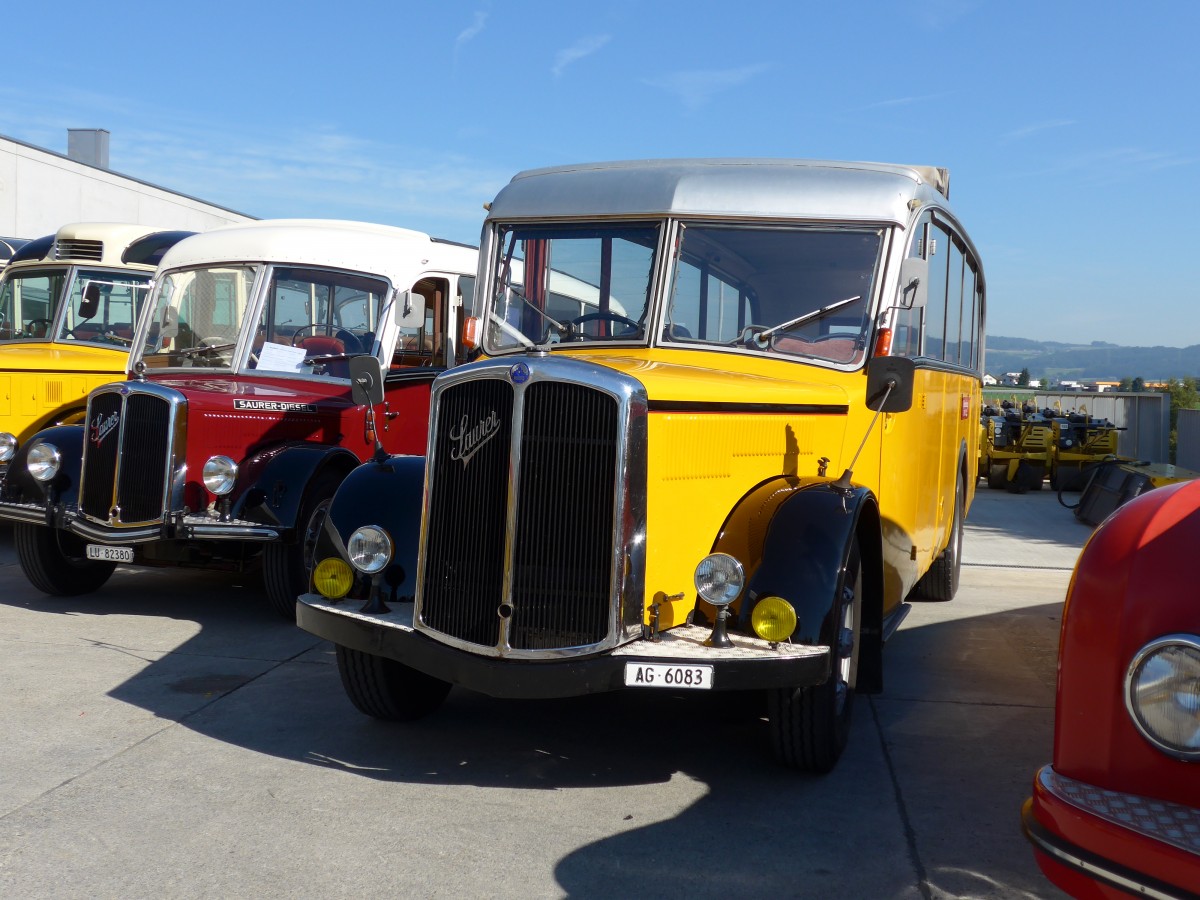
[421,378,514,648]
[80,388,175,525]
[419,368,625,655]
[509,382,617,649]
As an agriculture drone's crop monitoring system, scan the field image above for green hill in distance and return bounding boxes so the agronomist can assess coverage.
[985,336,1200,382]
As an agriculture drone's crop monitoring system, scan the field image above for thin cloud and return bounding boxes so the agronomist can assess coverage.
[552,34,611,78]
[861,91,954,111]
[454,10,488,58]
[1002,119,1077,142]
[644,63,770,111]
[1018,147,1195,186]
[0,90,508,241]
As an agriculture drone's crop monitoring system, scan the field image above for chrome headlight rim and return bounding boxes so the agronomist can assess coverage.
[1124,633,1200,761]
[347,525,393,575]
[201,455,239,496]
[0,432,17,463]
[694,552,745,607]
[26,441,62,482]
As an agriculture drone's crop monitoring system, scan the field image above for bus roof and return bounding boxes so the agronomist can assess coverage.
[8,223,190,270]
[158,219,478,284]
[487,159,952,226]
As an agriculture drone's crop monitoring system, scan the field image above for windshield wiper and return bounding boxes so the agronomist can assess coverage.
[741,295,862,349]
[494,285,571,345]
[177,341,235,358]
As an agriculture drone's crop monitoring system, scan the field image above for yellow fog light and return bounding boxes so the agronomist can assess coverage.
[751,596,798,642]
[314,557,354,599]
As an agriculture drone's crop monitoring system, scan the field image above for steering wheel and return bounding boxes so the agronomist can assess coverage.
[24,318,52,337]
[568,311,641,339]
[290,324,363,354]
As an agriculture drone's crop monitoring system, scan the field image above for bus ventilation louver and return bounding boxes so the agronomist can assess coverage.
[421,377,619,653]
[80,389,173,525]
[54,239,104,262]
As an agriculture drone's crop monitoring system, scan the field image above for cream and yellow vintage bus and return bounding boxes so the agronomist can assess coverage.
[0,223,193,466]
[298,159,985,772]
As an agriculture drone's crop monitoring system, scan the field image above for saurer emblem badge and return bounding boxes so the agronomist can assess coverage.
[449,410,501,469]
[90,410,120,448]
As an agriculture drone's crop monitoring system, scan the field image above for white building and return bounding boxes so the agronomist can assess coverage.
[1,129,253,239]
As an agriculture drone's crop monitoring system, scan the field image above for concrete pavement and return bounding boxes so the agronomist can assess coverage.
[0,486,1090,898]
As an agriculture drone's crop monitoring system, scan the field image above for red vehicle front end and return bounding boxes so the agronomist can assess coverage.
[1023,479,1200,898]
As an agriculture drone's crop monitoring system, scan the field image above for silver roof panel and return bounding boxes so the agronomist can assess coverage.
[487,159,951,225]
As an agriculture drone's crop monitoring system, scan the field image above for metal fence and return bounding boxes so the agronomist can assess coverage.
[987,390,1170,463]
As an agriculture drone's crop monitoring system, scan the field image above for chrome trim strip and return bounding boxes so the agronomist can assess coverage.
[66,517,161,544]
[0,501,49,525]
[181,522,280,541]
[1024,789,1189,900]
[414,355,648,660]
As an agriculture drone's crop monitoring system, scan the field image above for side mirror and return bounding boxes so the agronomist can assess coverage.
[79,282,101,320]
[865,355,915,413]
[898,257,928,310]
[393,290,426,329]
[349,355,385,407]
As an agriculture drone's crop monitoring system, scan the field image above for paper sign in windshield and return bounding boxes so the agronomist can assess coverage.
[257,341,308,373]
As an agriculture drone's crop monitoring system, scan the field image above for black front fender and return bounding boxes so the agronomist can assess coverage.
[233,443,359,531]
[312,454,427,602]
[709,476,879,648]
[0,425,86,507]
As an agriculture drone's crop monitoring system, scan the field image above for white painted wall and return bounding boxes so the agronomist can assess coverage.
[0,134,254,238]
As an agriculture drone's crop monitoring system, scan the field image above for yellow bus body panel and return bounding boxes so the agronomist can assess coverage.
[552,348,978,627]
[0,342,129,441]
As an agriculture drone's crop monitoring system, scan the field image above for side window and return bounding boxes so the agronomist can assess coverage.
[893,217,930,358]
[922,222,950,360]
[946,237,964,365]
[397,277,449,366]
[963,255,979,370]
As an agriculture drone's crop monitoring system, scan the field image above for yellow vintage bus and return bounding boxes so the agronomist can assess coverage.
[298,159,986,772]
[0,223,193,465]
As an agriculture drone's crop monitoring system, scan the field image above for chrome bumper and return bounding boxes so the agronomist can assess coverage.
[297,593,831,699]
[0,499,282,543]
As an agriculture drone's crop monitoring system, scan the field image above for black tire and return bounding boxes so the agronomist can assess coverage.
[768,540,862,773]
[262,469,342,620]
[335,644,451,721]
[914,473,963,602]
[987,464,1008,490]
[14,523,116,596]
[1028,464,1045,491]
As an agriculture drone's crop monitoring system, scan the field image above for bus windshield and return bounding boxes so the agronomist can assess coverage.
[663,225,883,366]
[487,223,659,350]
[0,268,69,342]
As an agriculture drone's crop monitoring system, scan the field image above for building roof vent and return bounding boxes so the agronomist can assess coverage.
[67,128,110,169]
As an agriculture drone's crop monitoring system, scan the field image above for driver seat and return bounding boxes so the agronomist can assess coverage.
[299,336,344,356]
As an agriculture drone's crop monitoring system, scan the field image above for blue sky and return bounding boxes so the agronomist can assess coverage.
[2,1,1197,347]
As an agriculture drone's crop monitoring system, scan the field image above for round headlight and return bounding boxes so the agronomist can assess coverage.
[202,455,238,496]
[27,442,61,482]
[1126,634,1200,759]
[694,553,745,607]
[347,525,393,574]
[751,596,798,643]
[0,432,17,463]
[314,557,354,599]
